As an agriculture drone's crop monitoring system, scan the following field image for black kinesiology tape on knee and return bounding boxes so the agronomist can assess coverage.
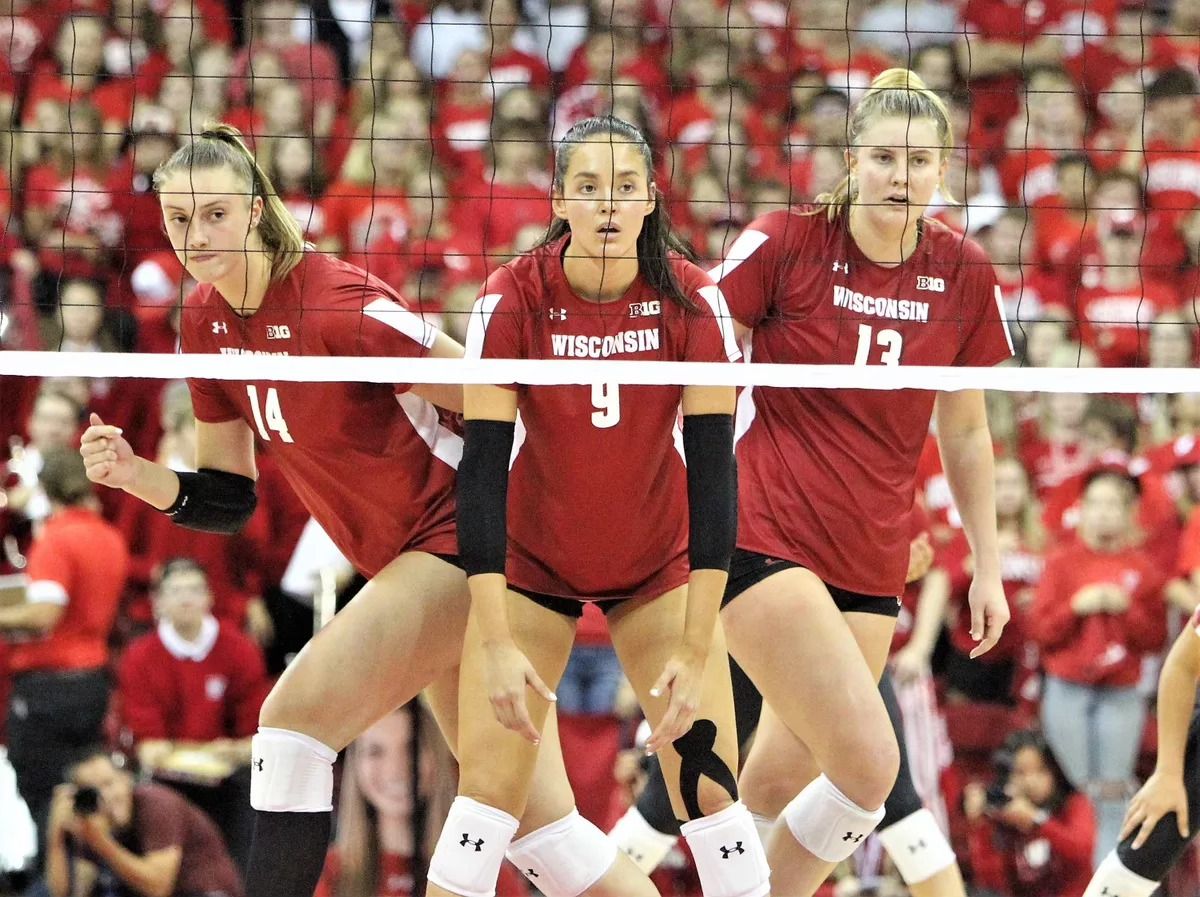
[673,719,739,821]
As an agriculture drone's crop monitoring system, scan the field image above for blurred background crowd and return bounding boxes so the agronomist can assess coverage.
[2,0,1200,895]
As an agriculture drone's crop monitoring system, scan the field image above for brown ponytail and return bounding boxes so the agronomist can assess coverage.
[152,123,306,281]
[814,69,956,221]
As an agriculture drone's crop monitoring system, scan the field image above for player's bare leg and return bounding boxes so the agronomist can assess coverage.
[722,567,899,897]
[607,587,770,897]
[425,662,659,897]
[427,592,602,897]
[245,552,469,897]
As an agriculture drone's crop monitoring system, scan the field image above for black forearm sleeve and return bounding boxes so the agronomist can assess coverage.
[164,468,257,534]
[683,413,737,571]
[458,419,515,577]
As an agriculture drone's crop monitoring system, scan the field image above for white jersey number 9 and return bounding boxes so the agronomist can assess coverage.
[591,382,621,429]
[854,324,904,366]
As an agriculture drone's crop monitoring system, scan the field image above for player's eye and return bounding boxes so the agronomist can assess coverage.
[875,153,892,163]
[620,182,635,193]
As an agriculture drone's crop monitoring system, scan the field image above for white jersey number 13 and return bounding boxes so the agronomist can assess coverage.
[854,324,904,366]
[247,385,294,443]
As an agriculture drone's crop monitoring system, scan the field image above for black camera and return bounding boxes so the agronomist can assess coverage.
[72,786,100,816]
[985,780,1010,810]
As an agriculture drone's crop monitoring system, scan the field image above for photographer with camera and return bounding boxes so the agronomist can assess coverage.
[964,730,1095,897]
[44,750,243,897]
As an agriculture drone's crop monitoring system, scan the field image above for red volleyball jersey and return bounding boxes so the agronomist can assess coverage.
[181,252,459,577]
[465,237,740,600]
[714,208,1013,596]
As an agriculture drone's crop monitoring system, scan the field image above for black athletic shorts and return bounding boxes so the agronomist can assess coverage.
[510,586,628,619]
[432,553,464,570]
[723,548,901,618]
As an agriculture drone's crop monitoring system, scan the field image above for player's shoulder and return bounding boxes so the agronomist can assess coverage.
[745,205,828,242]
[483,240,562,307]
[667,252,718,294]
[921,217,993,276]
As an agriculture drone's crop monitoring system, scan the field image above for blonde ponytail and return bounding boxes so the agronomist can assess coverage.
[152,123,306,281]
[812,68,956,221]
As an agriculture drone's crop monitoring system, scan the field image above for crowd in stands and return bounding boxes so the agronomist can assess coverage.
[2,0,1200,895]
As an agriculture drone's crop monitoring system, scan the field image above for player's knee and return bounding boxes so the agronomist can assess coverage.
[680,802,770,897]
[429,797,520,897]
[739,754,814,818]
[691,776,738,820]
[507,809,617,897]
[249,727,338,812]
[459,782,527,822]
[826,730,899,810]
[257,683,310,733]
[781,773,887,864]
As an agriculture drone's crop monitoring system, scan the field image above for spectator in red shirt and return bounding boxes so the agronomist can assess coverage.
[964,729,1096,897]
[264,134,329,245]
[1074,210,1180,367]
[117,556,270,870]
[982,209,1067,350]
[45,750,244,897]
[0,448,129,870]
[1031,470,1167,864]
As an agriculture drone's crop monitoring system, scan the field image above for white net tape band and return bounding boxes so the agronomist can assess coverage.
[1,352,1196,393]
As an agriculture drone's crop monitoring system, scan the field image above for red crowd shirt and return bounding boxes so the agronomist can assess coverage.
[320,181,410,276]
[1029,541,1165,688]
[966,791,1096,897]
[465,237,740,600]
[1178,508,1200,577]
[10,506,130,673]
[1143,137,1200,231]
[181,252,459,577]
[1073,278,1180,367]
[117,618,270,742]
[713,208,1013,596]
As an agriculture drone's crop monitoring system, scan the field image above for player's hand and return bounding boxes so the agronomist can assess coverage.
[967,574,1010,659]
[1121,770,1190,848]
[80,413,138,489]
[483,639,555,744]
[645,645,706,755]
[905,531,935,583]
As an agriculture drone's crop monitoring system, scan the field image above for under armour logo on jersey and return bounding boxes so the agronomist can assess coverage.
[842,832,864,844]
[460,835,485,852]
[252,758,264,772]
[525,869,539,878]
[908,839,927,853]
[832,260,849,273]
[719,842,744,859]
[213,321,228,334]
[549,308,568,321]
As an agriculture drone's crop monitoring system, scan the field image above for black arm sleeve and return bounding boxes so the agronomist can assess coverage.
[683,413,737,571]
[163,468,257,534]
[457,419,515,577]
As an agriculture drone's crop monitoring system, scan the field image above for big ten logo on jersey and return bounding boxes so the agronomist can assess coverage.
[916,276,945,293]
[629,300,661,318]
[266,324,291,340]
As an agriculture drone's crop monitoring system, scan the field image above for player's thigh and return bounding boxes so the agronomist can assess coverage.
[843,610,899,682]
[721,567,898,805]
[456,590,577,818]
[607,587,741,820]
[260,551,469,750]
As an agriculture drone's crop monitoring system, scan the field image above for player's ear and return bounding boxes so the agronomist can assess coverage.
[249,195,264,230]
[551,186,569,222]
[845,148,856,176]
[643,182,657,218]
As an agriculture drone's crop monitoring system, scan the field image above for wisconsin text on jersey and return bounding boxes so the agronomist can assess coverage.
[832,284,931,322]
[551,330,661,358]
[218,348,290,356]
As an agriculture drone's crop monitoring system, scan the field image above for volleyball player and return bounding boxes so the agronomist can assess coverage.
[1081,607,1200,897]
[612,533,970,897]
[79,125,657,897]
[424,116,770,897]
[673,69,1011,896]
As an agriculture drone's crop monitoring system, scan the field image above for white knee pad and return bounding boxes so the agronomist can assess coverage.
[607,805,678,875]
[507,809,618,897]
[680,801,771,897]
[1082,852,1160,897]
[249,727,337,812]
[781,773,885,863]
[876,808,957,884]
[750,811,777,851]
[428,796,520,897]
